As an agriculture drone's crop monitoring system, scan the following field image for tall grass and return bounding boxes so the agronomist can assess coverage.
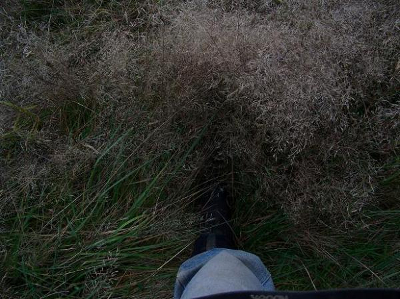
[236,203,400,289]
[1,0,399,298]
[1,117,202,297]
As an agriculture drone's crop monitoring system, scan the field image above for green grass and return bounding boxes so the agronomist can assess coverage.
[231,171,400,290]
[18,0,168,34]
[1,125,199,298]
[21,0,75,29]
[2,111,398,297]
[59,98,98,139]
[1,0,400,298]
[239,207,400,289]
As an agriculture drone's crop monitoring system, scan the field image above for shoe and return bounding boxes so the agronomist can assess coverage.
[192,184,237,256]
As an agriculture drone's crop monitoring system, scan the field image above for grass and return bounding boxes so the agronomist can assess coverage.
[1,124,199,298]
[232,169,400,290]
[238,206,400,289]
[2,111,398,297]
[1,0,399,298]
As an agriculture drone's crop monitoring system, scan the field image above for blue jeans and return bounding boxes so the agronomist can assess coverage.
[174,248,275,299]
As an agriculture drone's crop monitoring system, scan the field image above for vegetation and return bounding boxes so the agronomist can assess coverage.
[1,0,399,298]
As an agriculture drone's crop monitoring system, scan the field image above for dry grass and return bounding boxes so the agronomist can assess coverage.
[142,0,400,222]
[1,0,400,297]
[1,0,399,222]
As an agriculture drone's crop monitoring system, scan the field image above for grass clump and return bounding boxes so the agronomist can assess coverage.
[1,126,200,298]
[1,0,399,297]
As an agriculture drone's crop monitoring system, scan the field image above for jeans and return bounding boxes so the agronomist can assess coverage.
[174,248,274,299]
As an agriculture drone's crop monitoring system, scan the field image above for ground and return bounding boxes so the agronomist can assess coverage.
[0,0,399,298]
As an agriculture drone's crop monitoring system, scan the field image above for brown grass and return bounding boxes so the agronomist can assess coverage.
[1,0,400,297]
[143,0,400,223]
[1,0,399,223]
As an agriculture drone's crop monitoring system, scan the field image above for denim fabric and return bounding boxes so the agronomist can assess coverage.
[174,248,274,299]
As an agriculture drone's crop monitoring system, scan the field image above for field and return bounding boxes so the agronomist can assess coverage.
[1,0,399,298]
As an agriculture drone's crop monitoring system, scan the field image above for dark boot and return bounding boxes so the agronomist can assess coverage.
[192,184,237,256]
